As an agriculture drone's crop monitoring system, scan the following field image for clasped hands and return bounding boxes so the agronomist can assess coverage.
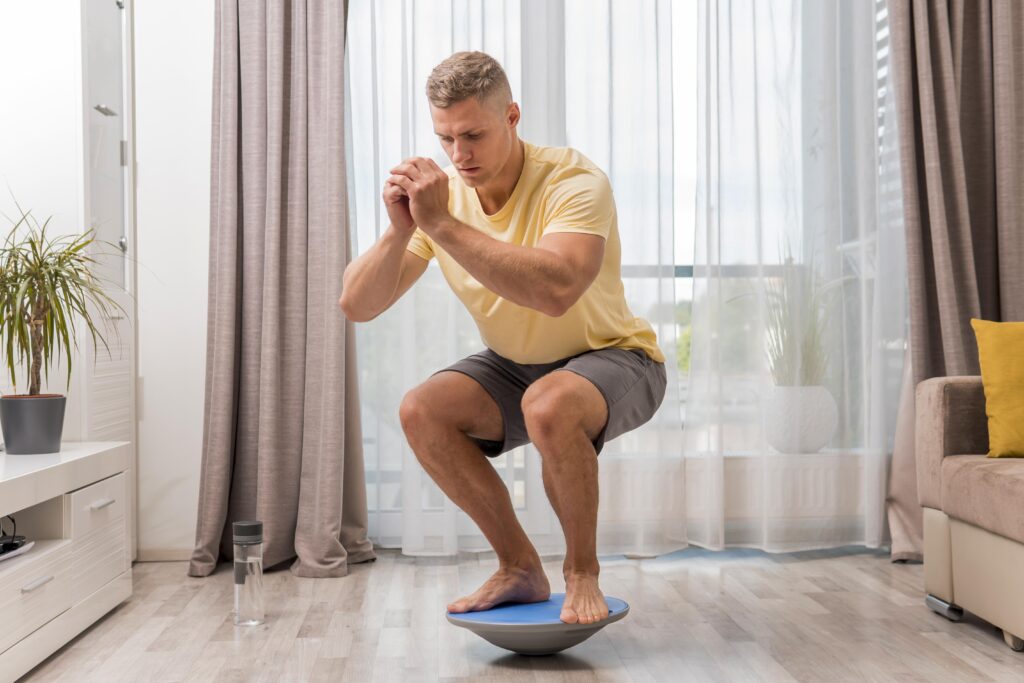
[387,157,452,234]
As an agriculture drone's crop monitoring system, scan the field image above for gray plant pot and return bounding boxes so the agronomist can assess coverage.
[0,395,66,454]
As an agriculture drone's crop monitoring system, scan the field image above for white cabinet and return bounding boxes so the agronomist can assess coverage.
[0,442,132,683]
[0,543,74,656]
[67,472,130,605]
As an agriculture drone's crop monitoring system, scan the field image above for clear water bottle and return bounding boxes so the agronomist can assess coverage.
[233,520,265,626]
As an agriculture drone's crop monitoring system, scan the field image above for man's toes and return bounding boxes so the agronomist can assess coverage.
[448,597,472,613]
[560,606,580,624]
[579,601,604,624]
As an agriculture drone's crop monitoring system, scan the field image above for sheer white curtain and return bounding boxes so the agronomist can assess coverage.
[345,0,686,557]
[684,0,907,551]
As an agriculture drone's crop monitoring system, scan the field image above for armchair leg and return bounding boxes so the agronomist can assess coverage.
[1004,630,1024,652]
[925,594,964,622]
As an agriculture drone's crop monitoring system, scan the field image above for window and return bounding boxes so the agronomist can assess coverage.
[347,1,695,525]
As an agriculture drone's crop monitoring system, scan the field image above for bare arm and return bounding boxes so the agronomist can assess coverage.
[429,218,604,316]
[387,156,606,317]
[339,228,427,322]
[340,173,430,322]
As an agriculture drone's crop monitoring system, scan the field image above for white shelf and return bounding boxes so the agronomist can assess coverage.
[0,441,132,683]
[0,441,130,518]
[0,539,71,579]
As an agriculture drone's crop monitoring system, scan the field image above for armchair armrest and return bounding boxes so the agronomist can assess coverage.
[915,376,989,509]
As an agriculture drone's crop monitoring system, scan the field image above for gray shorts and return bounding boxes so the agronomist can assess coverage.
[435,347,667,457]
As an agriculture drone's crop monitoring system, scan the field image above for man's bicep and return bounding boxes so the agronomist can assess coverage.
[537,231,605,287]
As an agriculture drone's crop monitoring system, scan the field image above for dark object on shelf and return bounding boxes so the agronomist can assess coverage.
[0,515,28,555]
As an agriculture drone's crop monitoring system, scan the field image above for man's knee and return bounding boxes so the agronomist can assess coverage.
[522,386,578,444]
[401,378,498,440]
[399,386,436,438]
[402,373,505,443]
[523,373,609,446]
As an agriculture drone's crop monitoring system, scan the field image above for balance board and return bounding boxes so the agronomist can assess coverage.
[446,593,629,655]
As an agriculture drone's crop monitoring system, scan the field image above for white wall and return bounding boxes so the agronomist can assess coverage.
[0,3,83,239]
[0,1,87,440]
[133,1,214,559]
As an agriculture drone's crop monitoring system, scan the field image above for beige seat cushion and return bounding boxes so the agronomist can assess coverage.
[942,455,1024,545]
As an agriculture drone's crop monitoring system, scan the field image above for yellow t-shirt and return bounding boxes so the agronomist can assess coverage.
[406,141,664,365]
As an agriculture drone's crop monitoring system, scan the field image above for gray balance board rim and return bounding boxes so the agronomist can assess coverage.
[446,594,629,656]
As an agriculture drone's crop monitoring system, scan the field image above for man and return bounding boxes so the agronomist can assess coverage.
[340,51,666,625]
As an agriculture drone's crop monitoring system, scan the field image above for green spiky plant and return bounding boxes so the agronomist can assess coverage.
[0,203,126,396]
[765,258,825,385]
[763,254,847,387]
[726,243,848,387]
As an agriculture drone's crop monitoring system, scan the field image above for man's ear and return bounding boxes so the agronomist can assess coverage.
[507,102,521,129]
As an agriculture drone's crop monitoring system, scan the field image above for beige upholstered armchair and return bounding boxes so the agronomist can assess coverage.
[917,376,1024,652]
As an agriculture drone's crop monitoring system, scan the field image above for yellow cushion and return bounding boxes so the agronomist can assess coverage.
[971,318,1024,457]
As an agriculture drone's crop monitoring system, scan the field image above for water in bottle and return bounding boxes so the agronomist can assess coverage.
[233,520,265,626]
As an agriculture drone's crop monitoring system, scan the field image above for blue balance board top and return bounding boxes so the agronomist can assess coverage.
[447,593,628,627]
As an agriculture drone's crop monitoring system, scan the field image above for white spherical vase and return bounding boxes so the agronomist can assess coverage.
[763,385,839,454]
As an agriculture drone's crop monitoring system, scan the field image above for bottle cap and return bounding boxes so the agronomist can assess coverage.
[232,520,263,545]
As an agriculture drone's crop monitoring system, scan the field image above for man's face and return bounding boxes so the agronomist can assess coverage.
[431,96,519,188]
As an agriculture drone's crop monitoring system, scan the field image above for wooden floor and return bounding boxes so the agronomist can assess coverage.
[20,546,1023,682]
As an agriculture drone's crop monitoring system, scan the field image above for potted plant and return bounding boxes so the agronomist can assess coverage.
[760,255,843,453]
[0,203,125,454]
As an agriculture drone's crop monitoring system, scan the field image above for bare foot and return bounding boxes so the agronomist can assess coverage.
[561,572,609,624]
[447,564,551,613]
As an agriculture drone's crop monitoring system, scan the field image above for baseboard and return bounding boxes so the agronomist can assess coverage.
[135,548,191,562]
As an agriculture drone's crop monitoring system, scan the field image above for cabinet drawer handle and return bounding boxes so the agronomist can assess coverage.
[89,498,116,511]
[21,575,55,593]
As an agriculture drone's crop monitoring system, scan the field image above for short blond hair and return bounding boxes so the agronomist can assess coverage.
[426,51,512,109]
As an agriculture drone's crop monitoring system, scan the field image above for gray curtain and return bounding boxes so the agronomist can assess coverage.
[886,0,1024,561]
[189,0,375,578]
